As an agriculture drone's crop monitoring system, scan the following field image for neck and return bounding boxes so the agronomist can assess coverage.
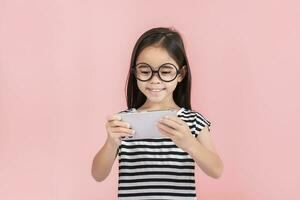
[137,101,180,112]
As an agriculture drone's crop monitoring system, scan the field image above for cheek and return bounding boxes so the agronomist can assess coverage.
[137,81,146,91]
[166,82,178,91]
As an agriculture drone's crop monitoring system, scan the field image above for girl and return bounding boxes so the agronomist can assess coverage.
[92,27,223,199]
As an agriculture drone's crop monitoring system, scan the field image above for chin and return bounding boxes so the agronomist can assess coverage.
[146,96,165,103]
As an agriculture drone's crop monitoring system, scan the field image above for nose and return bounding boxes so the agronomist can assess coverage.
[149,71,162,82]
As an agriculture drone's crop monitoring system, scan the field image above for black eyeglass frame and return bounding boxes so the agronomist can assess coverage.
[130,62,182,82]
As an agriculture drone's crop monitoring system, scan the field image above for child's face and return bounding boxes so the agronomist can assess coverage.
[135,46,186,106]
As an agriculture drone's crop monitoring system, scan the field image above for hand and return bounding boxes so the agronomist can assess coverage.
[105,114,135,147]
[156,115,196,152]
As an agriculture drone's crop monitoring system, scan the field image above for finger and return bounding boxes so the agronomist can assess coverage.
[110,120,131,128]
[157,129,172,138]
[158,118,182,131]
[106,114,122,122]
[114,132,135,138]
[112,132,135,140]
[156,121,178,136]
[156,124,174,139]
[111,127,135,135]
[162,115,185,126]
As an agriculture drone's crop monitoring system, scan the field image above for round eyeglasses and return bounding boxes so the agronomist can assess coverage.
[131,62,181,82]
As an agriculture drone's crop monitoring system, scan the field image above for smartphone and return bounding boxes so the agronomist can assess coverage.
[116,109,178,140]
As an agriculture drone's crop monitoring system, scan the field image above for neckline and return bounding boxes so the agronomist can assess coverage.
[176,107,185,115]
[130,107,185,116]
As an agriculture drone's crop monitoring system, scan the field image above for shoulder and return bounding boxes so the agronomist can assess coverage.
[117,107,137,114]
[192,109,211,128]
[179,108,212,137]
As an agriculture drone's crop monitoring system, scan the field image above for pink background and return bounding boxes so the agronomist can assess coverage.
[1,0,299,199]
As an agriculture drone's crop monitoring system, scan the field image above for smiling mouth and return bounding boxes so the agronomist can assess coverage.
[147,88,166,92]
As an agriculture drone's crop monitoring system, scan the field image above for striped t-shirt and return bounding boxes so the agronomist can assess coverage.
[117,107,211,200]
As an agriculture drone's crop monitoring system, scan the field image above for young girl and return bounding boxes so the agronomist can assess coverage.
[92,27,223,199]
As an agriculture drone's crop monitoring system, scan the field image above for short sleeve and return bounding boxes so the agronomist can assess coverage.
[117,109,130,114]
[117,108,136,114]
[194,111,211,137]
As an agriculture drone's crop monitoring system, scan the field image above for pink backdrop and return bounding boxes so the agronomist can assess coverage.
[1,0,299,199]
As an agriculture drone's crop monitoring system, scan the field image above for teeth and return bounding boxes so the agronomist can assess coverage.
[149,89,163,92]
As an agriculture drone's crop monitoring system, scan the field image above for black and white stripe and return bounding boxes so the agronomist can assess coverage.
[117,107,211,199]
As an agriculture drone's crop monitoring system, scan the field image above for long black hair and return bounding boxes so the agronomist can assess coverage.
[125,27,192,110]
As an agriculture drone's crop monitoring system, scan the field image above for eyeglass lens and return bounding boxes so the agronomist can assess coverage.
[135,63,178,81]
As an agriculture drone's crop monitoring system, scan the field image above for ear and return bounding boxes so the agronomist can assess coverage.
[178,65,187,82]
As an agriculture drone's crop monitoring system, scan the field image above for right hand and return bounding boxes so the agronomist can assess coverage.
[105,114,135,147]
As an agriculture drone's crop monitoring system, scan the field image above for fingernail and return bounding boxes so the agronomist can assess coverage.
[164,115,169,118]
[131,130,135,134]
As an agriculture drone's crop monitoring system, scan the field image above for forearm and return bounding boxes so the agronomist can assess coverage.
[91,140,119,182]
[186,139,223,179]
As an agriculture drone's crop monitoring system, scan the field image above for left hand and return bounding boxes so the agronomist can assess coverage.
[156,115,197,152]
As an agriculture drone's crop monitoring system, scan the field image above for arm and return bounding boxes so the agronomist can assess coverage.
[186,126,224,179]
[157,116,223,179]
[91,140,119,182]
[91,113,134,182]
